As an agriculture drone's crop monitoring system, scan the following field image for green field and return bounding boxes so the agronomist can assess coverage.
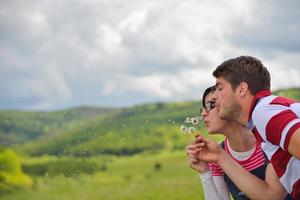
[1,151,205,200]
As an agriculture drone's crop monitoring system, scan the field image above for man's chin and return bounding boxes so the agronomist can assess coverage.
[219,110,231,120]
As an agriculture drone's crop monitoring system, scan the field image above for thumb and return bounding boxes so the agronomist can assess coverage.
[194,131,204,138]
[195,134,214,144]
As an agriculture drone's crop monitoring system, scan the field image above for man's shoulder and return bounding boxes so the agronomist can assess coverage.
[252,95,287,123]
[255,95,297,110]
[252,94,300,126]
[253,95,277,111]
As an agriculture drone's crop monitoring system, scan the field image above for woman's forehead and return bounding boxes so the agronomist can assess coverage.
[205,92,213,102]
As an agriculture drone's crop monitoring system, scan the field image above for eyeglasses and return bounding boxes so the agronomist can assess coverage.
[200,101,216,113]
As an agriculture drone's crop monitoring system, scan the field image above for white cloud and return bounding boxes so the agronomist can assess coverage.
[102,68,215,101]
[26,11,50,36]
[13,67,72,110]
[119,9,148,33]
[96,24,123,53]
[0,0,299,110]
[263,51,300,89]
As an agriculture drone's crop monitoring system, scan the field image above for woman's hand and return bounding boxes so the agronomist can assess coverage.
[186,144,209,173]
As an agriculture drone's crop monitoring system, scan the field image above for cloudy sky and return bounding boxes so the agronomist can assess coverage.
[1,0,299,110]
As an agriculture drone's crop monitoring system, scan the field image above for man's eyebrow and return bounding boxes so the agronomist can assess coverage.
[215,82,221,87]
[211,85,216,93]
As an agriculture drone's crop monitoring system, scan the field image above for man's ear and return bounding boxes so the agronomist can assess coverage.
[237,82,248,97]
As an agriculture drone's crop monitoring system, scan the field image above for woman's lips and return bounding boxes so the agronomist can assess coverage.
[204,120,209,127]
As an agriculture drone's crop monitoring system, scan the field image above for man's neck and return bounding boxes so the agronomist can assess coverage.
[237,96,253,126]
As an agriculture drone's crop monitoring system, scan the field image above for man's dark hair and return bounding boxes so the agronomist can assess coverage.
[202,86,216,107]
[212,56,270,95]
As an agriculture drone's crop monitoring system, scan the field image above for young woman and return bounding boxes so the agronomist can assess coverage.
[186,86,292,200]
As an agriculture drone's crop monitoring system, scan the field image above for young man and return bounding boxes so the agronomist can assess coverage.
[186,86,290,200]
[207,56,300,199]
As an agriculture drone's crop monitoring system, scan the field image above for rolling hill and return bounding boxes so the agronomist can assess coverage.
[0,107,119,146]
[0,87,299,157]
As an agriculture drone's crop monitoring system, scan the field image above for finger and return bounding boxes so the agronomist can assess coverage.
[186,145,195,155]
[186,143,197,149]
[193,143,206,148]
[188,157,198,165]
[195,146,205,153]
[189,154,197,160]
[194,131,203,137]
[188,155,195,161]
[186,144,200,151]
[187,149,198,155]
[187,157,196,165]
[187,147,204,155]
[195,136,204,143]
[186,145,192,154]
[191,158,198,163]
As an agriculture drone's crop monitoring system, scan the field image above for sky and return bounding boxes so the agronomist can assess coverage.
[0,0,300,111]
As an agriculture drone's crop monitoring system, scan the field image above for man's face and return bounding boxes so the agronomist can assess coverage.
[212,77,241,121]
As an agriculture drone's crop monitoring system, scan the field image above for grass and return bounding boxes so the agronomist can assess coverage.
[0,150,206,200]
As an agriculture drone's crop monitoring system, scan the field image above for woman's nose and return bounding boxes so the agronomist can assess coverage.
[201,109,207,117]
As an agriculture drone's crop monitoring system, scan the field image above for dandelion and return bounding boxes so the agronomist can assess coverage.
[180,115,203,135]
[191,117,199,125]
[184,117,191,123]
[180,125,188,134]
[188,127,196,134]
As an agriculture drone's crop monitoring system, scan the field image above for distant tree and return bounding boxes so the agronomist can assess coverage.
[0,148,32,193]
[156,103,164,110]
[154,162,162,171]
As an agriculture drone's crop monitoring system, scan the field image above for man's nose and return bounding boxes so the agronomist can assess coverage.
[211,90,218,100]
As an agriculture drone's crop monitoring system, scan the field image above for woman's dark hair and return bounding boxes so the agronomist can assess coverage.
[202,86,216,107]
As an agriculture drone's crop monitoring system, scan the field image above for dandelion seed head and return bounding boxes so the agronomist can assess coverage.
[188,127,196,134]
[180,115,203,135]
[180,125,188,134]
[184,117,191,123]
[191,117,199,125]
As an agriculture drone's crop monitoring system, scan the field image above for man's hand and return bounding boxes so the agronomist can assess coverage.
[194,134,222,163]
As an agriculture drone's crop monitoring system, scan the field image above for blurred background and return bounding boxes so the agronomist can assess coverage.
[0,0,299,199]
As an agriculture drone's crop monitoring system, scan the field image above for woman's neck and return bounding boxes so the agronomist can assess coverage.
[222,122,256,152]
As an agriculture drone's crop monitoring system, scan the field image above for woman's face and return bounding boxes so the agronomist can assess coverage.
[201,92,227,134]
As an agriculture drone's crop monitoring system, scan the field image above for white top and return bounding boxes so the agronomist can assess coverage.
[251,95,300,198]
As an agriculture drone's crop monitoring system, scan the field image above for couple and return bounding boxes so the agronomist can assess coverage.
[186,56,300,200]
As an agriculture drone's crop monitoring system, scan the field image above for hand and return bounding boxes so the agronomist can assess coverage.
[186,144,209,173]
[193,134,222,163]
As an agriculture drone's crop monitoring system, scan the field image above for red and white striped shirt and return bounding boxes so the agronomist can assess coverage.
[249,90,300,199]
[208,138,267,176]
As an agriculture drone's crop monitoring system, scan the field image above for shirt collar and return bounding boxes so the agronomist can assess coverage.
[248,89,271,121]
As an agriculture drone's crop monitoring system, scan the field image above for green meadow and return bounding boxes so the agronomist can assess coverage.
[0,88,299,199]
[1,151,206,200]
